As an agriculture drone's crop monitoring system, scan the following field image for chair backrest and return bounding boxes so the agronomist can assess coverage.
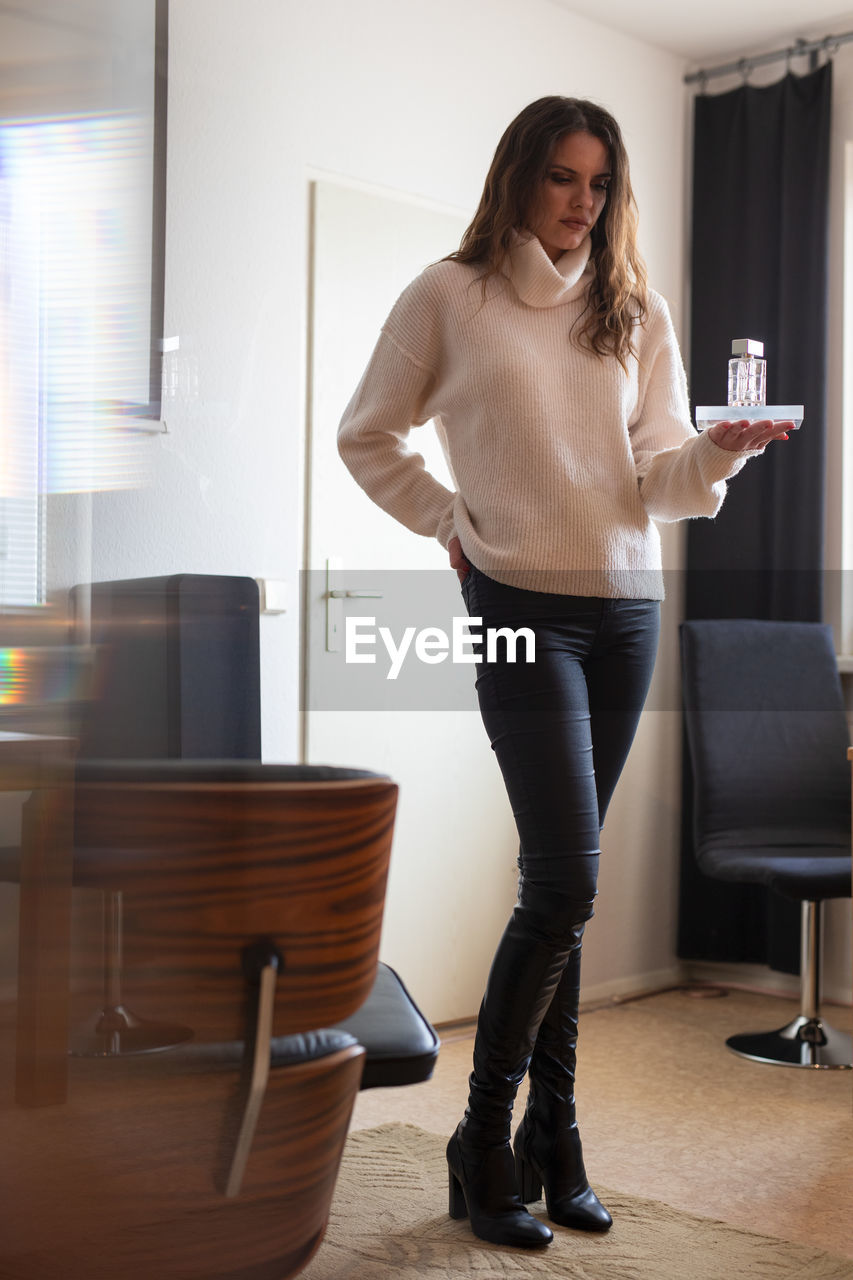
[680,620,850,846]
[71,761,399,1040]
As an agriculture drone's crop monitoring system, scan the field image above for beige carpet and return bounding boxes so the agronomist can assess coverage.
[302,1122,853,1280]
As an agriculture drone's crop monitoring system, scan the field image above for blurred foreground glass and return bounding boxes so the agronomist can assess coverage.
[0,1,166,609]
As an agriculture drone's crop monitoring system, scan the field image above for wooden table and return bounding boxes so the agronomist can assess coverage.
[0,731,75,1106]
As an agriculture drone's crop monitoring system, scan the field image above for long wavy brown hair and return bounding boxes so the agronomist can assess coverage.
[447,96,648,366]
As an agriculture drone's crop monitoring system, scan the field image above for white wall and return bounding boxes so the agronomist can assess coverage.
[61,0,691,1006]
[80,0,692,764]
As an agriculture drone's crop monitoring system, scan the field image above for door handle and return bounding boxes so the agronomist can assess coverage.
[325,560,383,652]
[327,589,383,599]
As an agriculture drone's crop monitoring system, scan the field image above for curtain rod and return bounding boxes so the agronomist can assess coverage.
[684,30,853,85]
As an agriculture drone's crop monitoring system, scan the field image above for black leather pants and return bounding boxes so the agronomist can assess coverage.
[460,562,660,908]
[459,563,660,1136]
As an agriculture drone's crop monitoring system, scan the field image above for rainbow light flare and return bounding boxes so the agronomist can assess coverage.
[0,646,93,708]
[0,649,36,707]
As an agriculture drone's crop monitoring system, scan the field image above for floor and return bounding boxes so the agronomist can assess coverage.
[350,985,853,1261]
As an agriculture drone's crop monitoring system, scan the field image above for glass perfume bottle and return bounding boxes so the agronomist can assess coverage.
[727,338,766,407]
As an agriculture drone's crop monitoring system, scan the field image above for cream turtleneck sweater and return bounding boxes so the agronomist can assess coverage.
[337,234,747,598]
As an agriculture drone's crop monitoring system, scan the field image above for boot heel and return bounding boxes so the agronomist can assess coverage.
[448,1166,468,1220]
[515,1150,542,1204]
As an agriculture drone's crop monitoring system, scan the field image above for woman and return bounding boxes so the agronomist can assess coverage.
[337,96,790,1250]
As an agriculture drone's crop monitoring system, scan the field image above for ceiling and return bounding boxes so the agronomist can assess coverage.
[550,0,853,66]
[2,0,852,74]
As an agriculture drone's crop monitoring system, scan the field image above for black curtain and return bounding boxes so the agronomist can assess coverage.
[679,65,833,972]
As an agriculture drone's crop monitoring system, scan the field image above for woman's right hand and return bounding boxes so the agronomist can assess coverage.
[449,535,470,583]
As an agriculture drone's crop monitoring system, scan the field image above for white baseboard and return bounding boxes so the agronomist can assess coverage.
[438,960,852,1030]
[683,960,853,1008]
[579,965,685,1008]
[579,960,853,1010]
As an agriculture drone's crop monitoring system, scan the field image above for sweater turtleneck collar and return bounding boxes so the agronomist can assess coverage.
[506,231,593,308]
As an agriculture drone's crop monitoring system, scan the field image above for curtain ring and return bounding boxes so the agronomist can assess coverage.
[785,46,793,74]
[698,69,708,95]
[738,58,753,83]
[824,36,840,58]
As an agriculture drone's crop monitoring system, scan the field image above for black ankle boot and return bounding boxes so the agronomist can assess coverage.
[513,1111,611,1231]
[512,943,612,1232]
[447,1123,552,1248]
[447,890,592,1248]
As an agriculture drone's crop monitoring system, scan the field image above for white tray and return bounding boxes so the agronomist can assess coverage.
[695,405,803,430]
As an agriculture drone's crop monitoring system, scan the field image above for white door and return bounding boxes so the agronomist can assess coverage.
[304,179,518,1023]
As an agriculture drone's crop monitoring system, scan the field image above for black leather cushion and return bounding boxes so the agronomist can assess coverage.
[332,962,440,1088]
[268,1027,360,1067]
[170,1026,361,1070]
[76,1027,361,1079]
[76,970,439,1091]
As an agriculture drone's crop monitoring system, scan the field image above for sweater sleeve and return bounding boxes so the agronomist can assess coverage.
[630,296,749,523]
[337,305,457,547]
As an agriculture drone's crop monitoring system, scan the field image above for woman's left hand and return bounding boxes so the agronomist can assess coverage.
[448,535,470,583]
[706,418,795,452]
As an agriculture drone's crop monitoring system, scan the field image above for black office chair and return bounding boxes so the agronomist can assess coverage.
[680,619,852,1069]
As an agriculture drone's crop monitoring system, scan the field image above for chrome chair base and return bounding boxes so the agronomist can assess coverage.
[70,1004,194,1058]
[727,1016,852,1070]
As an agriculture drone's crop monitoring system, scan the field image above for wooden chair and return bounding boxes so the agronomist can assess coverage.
[3,762,400,1279]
